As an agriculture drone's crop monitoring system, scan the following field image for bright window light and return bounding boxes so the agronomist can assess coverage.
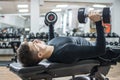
[0,7,2,10]
[93,4,107,8]
[56,5,68,8]
[17,4,28,8]
[51,9,62,12]
[19,9,29,13]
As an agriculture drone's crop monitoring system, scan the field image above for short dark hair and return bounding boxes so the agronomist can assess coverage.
[17,42,40,67]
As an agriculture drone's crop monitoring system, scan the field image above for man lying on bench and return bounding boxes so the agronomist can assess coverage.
[17,11,106,67]
[10,11,120,80]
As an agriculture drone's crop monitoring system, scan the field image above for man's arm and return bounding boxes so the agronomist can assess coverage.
[95,21,106,54]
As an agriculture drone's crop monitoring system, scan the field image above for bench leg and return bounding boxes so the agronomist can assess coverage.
[89,65,110,80]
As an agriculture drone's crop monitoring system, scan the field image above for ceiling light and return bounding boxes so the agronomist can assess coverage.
[17,4,28,8]
[56,5,68,8]
[89,8,94,11]
[88,8,94,11]
[19,9,29,13]
[93,4,107,8]
[51,9,62,12]
[25,28,30,31]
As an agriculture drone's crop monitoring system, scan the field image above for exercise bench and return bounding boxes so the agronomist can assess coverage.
[9,59,111,80]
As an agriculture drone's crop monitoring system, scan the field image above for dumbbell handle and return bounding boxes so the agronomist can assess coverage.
[85,12,103,17]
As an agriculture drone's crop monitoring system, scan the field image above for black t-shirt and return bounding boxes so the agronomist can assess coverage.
[47,21,106,63]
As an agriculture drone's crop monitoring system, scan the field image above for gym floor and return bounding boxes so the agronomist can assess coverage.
[0,62,120,80]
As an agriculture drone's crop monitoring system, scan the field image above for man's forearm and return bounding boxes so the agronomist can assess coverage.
[95,21,106,54]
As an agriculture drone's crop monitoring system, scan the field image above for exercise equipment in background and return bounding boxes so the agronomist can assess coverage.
[44,11,58,40]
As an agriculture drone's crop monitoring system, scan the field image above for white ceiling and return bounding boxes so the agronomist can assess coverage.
[0,0,113,14]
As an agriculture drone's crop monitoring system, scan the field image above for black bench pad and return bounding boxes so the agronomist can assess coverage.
[9,59,100,79]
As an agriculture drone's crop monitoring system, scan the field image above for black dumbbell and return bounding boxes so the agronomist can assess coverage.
[107,33,113,37]
[2,33,7,38]
[45,11,58,26]
[44,33,49,39]
[85,33,90,37]
[112,32,119,37]
[114,42,119,46]
[106,41,109,45]
[12,32,16,38]
[16,34,21,38]
[0,32,3,38]
[109,42,114,45]
[78,7,110,23]
[82,34,86,37]
[8,33,13,38]
[92,33,97,37]
[7,42,12,48]
[29,33,35,39]
[36,33,40,38]
[40,32,46,39]
[79,34,83,37]
[2,42,7,48]
[0,42,2,48]
[89,33,93,37]
[43,33,47,39]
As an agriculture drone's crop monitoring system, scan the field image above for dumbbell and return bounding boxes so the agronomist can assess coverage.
[8,33,13,38]
[36,33,40,38]
[107,33,113,37]
[41,33,48,39]
[80,33,84,37]
[0,42,2,48]
[29,33,35,39]
[86,33,90,37]
[2,42,7,48]
[83,33,87,37]
[45,11,58,26]
[12,32,16,38]
[89,33,93,37]
[0,32,3,38]
[112,32,119,37]
[114,42,119,46]
[106,41,109,45]
[109,42,114,46]
[7,42,12,48]
[45,12,57,40]
[16,34,21,38]
[2,33,7,38]
[78,7,110,23]
[92,33,97,37]
[45,33,49,39]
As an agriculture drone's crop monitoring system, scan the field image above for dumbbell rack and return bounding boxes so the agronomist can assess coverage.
[76,33,120,47]
[0,35,21,56]
[26,32,48,43]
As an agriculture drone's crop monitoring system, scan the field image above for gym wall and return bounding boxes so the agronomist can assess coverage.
[111,0,120,36]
